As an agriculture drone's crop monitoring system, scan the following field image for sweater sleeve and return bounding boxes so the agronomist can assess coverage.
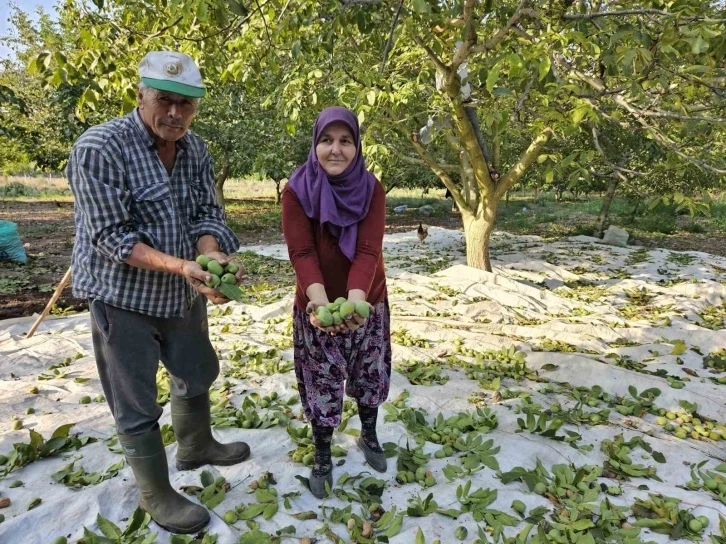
[281,187,325,293]
[347,181,386,296]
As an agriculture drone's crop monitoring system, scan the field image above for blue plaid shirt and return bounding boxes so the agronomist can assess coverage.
[67,109,240,318]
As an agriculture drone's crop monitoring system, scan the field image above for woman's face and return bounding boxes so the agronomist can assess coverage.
[316,121,356,176]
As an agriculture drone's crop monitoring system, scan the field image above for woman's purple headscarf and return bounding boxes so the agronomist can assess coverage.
[287,106,377,261]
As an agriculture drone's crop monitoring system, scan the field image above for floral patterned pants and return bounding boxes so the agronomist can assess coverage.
[292,299,392,427]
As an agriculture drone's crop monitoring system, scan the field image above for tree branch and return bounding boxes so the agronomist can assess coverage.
[342,67,387,91]
[449,96,494,192]
[640,110,726,123]
[399,153,459,172]
[254,0,273,48]
[515,74,536,118]
[471,1,536,54]
[412,34,450,76]
[563,9,726,23]
[495,128,554,199]
[450,0,477,72]
[408,134,470,213]
[568,64,726,175]
[591,127,646,180]
[380,0,404,75]
[340,0,385,6]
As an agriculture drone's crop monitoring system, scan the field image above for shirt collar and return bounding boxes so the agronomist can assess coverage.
[131,108,190,151]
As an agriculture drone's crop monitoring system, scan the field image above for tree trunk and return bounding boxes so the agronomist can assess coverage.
[214,151,231,208]
[628,199,641,223]
[462,203,497,272]
[595,177,620,238]
[274,178,286,205]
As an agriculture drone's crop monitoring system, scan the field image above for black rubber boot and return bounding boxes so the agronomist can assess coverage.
[119,427,210,534]
[171,392,250,470]
[357,404,387,473]
[309,423,334,499]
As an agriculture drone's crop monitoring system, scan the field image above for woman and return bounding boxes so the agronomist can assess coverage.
[282,106,391,498]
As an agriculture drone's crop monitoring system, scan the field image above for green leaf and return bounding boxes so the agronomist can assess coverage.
[538,56,551,81]
[438,508,462,519]
[382,514,403,537]
[262,502,278,520]
[652,451,666,463]
[570,519,595,531]
[412,0,430,13]
[238,503,266,520]
[200,470,214,488]
[218,282,243,302]
[670,341,687,355]
[571,105,589,124]
[96,514,122,538]
[690,36,709,54]
[227,0,248,17]
[415,527,426,544]
[486,63,501,94]
[51,423,75,439]
[196,0,209,22]
[292,511,317,520]
[367,90,376,106]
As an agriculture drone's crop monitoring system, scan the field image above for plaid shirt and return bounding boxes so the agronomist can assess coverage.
[67,109,240,318]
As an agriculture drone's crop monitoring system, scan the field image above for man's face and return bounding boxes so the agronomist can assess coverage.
[137,86,198,143]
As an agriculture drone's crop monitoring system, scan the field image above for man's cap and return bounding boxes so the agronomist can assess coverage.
[138,51,206,98]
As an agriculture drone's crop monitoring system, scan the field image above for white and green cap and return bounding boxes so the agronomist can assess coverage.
[138,51,206,98]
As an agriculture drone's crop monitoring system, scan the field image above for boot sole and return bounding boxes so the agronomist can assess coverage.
[148,509,210,534]
[175,448,251,471]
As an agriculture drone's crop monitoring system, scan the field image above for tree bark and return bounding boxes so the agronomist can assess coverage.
[462,201,497,272]
[214,150,231,208]
[274,178,287,205]
[595,177,620,238]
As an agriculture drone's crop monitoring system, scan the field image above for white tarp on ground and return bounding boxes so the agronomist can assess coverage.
[1,227,725,543]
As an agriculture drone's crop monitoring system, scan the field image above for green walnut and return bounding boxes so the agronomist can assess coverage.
[225,262,239,274]
[354,302,370,319]
[339,301,355,318]
[195,255,211,268]
[206,260,224,276]
[221,273,237,285]
[334,297,348,306]
[205,274,221,288]
[316,307,334,327]
[332,312,343,326]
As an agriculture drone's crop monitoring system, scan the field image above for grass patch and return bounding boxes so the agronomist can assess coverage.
[0,181,71,199]
[635,214,677,235]
[225,199,280,233]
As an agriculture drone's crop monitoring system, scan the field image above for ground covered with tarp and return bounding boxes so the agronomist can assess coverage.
[1,227,725,544]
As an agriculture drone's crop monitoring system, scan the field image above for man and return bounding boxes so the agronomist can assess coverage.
[67,51,249,534]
